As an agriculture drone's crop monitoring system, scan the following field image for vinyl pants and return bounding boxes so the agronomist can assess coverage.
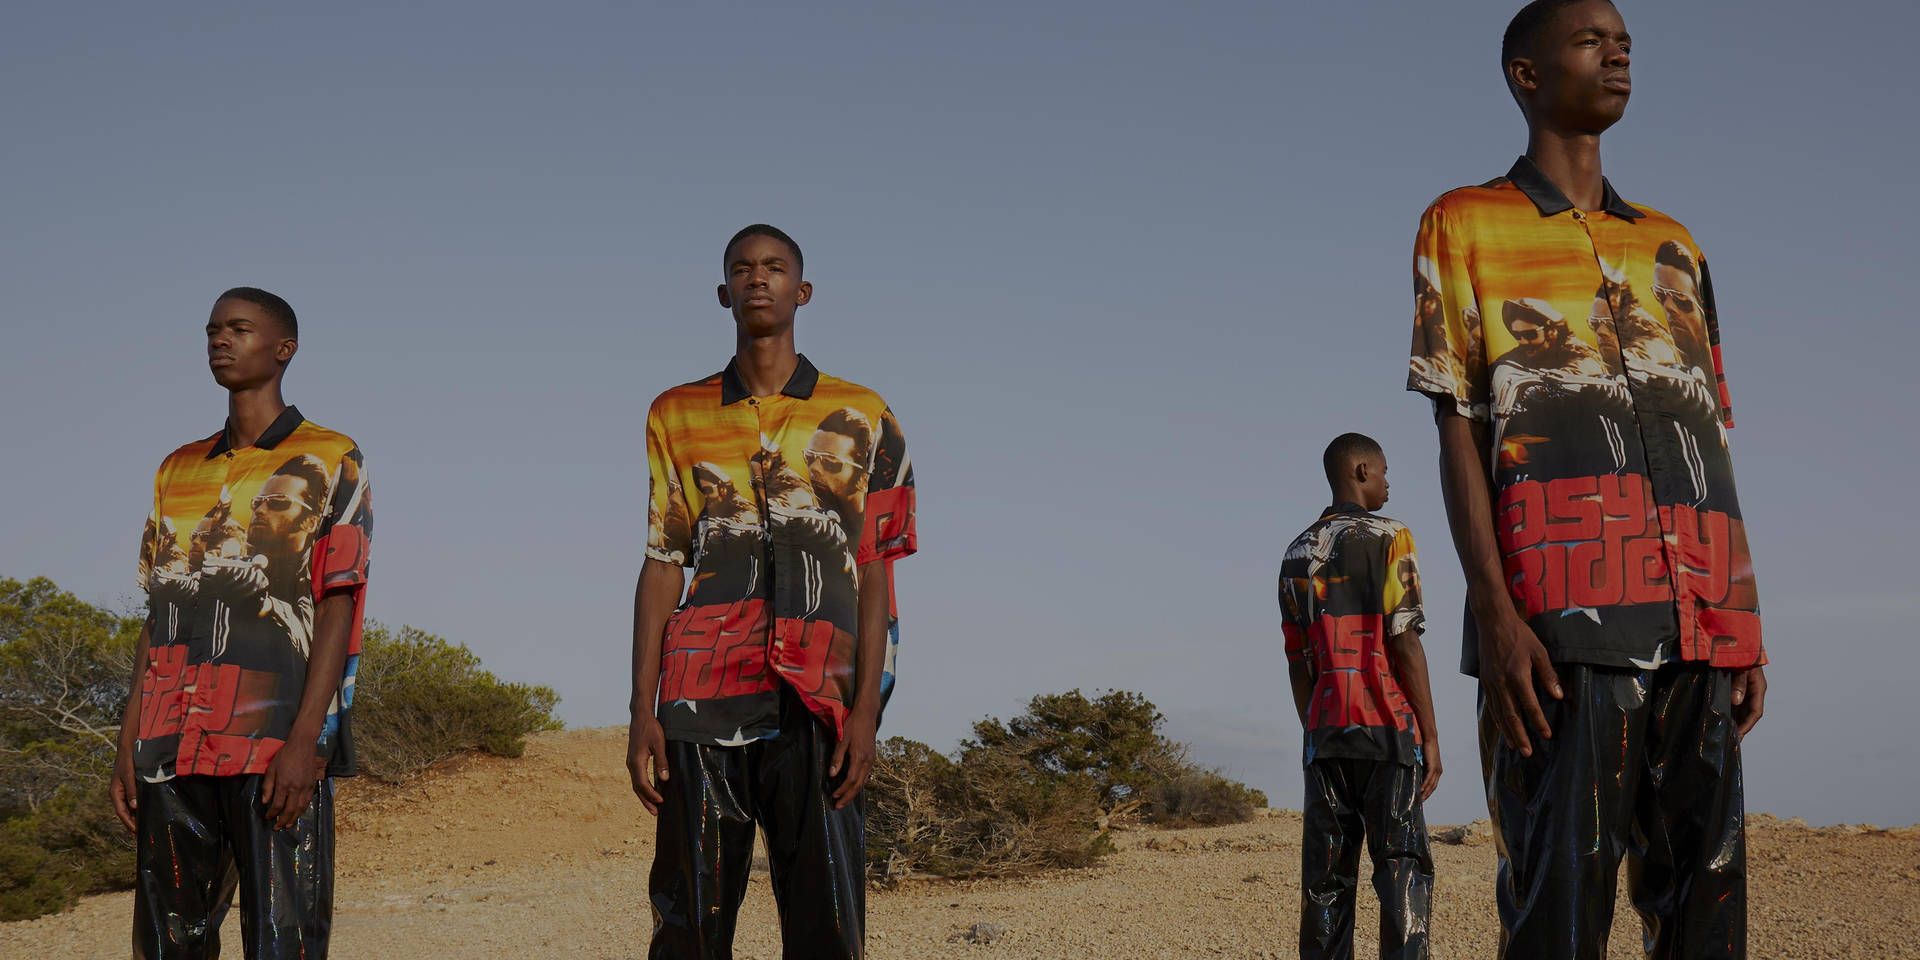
[1299,757,1433,960]
[133,774,334,960]
[648,687,865,960]
[1482,663,1745,960]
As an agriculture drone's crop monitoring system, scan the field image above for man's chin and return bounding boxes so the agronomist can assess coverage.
[734,311,794,338]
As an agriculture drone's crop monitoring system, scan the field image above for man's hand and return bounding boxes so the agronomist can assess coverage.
[628,717,669,815]
[1419,744,1443,804]
[829,706,878,810]
[1731,664,1766,738]
[110,741,140,833]
[259,734,322,830]
[1479,611,1562,757]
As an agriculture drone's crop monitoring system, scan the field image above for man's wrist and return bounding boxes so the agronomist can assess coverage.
[285,722,323,748]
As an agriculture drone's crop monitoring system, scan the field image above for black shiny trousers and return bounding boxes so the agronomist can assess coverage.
[649,689,865,959]
[133,774,334,960]
[1299,757,1433,960]
[1482,663,1745,960]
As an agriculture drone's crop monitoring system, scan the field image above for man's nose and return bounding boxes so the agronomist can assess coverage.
[1606,44,1630,68]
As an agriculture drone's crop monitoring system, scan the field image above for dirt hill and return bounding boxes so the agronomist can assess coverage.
[5,727,1917,958]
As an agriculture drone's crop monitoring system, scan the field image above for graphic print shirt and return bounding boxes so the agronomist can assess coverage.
[1407,157,1764,674]
[1279,504,1427,767]
[645,355,916,746]
[135,406,372,782]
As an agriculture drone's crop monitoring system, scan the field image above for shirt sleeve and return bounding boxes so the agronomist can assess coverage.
[137,463,164,596]
[1382,525,1427,637]
[645,404,694,567]
[1407,201,1490,421]
[314,447,372,594]
[1279,578,1309,664]
[856,405,917,566]
[1698,255,1735,428]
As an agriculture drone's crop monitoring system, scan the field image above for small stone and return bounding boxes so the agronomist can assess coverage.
[948,922,1008,945]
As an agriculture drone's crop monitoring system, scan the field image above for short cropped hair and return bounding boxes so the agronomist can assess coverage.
[1323,432,1385,488]
[1503,0,1611,75]
[723,224,803,275]
[217,287,297,339]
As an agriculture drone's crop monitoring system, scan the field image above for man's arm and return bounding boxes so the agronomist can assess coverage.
[627,558,685,815]
[830,558,888,810]
[109,620,153,833]
[1435,410,1562,756]
[259,589,353,829]
[1386,628,1442,802]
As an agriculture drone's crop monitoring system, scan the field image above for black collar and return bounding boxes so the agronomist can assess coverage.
[719,354,820,405]
[1322,501,1369,519]
[205,405,304,459]
[1506,156,1644,220]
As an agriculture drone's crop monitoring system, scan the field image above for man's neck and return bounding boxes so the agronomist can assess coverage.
[733,330,800,398]
[226,381,288,450]
[1526,126,1606,212]
[1329,486,1368,511]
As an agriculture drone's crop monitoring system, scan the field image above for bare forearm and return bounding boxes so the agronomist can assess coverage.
[1388,631,1439,745]
[1435,412,1511,619]
[630,559,685,719]
[851,560,889,715]
[289,591,354,745]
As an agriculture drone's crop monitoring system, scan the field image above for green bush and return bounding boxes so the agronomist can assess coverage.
[351,623,562,782]
[0,578,139,920]
[866,689,1265,882]
[1142,769,1269,826]
[0,787,133,921]
[0,578,561,920]
[865,735,1102,882]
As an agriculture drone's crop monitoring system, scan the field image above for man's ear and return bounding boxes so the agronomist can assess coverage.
[276,339,298,365]
[1507,57,1539,97]
[717,283,732,309]
[795,280,812,307]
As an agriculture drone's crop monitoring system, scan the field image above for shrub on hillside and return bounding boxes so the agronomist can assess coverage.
[865,689,1264,883]
[0,578,139,920]
[351,623,563,781]
[0,787,133,921]
[865,735,1102,882]
[0,578,560,920]
[1142,769,1269,826]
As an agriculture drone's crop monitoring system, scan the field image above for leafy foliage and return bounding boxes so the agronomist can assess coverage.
[0,578,561,920]
[866,688,1265,882]
[0,577,142,920]
[351,623,563,782]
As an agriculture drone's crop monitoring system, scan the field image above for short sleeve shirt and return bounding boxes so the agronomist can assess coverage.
[135,406,373,781]
[1279,504,1427,767]
[1407,157,1763,674]
[645,355,916,746]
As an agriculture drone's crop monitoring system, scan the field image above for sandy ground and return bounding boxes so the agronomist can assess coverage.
[5,727,1918,959]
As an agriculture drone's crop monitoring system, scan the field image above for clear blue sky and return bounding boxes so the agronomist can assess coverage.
[3,0,1914,828]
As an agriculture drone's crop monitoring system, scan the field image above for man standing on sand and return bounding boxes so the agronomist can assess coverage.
[1280,433,1440,960]
[114,287,373,959]
[627,224,916,959]
[1406,2,1766,957]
